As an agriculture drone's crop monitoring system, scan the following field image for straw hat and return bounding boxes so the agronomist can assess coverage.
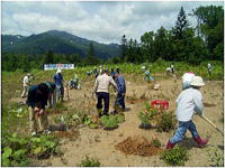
[190,76,205,87]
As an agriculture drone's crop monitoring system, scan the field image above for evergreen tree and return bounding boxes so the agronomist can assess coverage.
[44,50,54,64]
[85,42,99,65]
[121,34,127,61]
[174,6,189,39]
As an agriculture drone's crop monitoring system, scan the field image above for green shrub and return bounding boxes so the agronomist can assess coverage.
[157,112,175,132]
[78,156,101,167]
[207,147,224,167]
[30,135,59,159]
[160,146,188,166]
[1,133,60,166]
[138,107,157,125]
[115,113,125,123]
[100,115,118,129]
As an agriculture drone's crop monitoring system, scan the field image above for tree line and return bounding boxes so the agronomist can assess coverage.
[2,5,224,72]
[117,5,223,65]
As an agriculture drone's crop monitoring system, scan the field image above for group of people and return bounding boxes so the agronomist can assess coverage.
[21,66,209,150]
[93,68,126,116]
[21,69,65,136]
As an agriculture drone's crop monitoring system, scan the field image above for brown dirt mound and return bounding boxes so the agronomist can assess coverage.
[115,136,163,157]
[53,129,80,140]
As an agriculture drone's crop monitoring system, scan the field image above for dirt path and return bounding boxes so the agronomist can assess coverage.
[40,76,224,166]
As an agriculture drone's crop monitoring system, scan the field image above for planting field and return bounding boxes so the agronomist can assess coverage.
[1,63,224,167]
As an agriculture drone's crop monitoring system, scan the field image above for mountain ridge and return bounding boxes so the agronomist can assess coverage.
[2,30,121,59]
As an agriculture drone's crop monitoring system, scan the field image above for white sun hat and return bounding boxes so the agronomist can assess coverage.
[190,76,205,87]
[56,69,62,73]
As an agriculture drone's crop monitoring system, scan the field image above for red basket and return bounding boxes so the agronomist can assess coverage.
[151,100,169,110]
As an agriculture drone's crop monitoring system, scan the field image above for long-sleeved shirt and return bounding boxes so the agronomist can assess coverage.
[115,75,126,94]
[93,73,118,93]
[26,84,49,108]
[23,75,30,86]
[53,73,64,86]
[176,87,203,122]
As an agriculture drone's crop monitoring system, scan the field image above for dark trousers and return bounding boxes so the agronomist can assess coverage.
[96,92,109,115]
[115,93,125,110]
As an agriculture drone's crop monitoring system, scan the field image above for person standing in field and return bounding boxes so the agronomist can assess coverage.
[207,63,212,76]
[170,63,175,74]
[93,69,118,117]
[166,76,208,149]
[114,69,126,113]
[21,73,31,98]
[26,83,53,136]
[44,81,56,108]
[53,69,64,102]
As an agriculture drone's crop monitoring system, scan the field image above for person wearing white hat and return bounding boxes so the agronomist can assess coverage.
[21,73,31,98]
[166,76,208,149]
[53,69,64,102]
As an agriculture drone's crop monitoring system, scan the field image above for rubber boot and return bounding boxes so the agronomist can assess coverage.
[166,140,176,149]
[193,136,208,148]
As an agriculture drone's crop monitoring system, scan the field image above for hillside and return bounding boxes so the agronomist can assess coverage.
[1,30,121,59]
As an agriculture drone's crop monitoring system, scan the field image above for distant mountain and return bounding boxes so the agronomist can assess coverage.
[1,30,121,59]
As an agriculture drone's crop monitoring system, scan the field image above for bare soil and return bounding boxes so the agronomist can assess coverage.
[10,74,224,166]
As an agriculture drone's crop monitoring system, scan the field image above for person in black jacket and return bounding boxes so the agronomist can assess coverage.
[26,83,54,136]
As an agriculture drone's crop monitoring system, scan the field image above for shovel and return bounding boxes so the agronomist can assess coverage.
[199,115,224,136]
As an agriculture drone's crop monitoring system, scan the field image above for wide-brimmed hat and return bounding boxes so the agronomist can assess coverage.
[190,76,205,87]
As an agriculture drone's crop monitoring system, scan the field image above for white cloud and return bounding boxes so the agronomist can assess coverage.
[1,1,224,44]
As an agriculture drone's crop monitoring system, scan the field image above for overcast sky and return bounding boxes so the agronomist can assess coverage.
[2,1,224,44]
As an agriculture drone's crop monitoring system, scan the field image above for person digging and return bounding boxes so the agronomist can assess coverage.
[93,69,118,117]
[166,76,208,149]
[26,83,52,136]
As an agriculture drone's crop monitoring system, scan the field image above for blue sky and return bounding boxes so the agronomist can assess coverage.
[2,1,224,44]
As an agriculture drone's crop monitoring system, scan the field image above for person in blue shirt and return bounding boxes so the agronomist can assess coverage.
[114,69,126,113]
[44,81,56,108]
[26,83,54,136]
[53,69,64,102]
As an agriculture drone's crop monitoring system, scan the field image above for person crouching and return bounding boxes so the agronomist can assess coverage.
[166,76,208,149]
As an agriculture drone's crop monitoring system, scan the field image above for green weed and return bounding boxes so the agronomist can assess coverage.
[157,112,175,132]
[160,146,188,166]
[78,156,101,167]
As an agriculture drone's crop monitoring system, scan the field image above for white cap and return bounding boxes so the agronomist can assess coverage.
[190,76,205,87]
[56,69,62,73]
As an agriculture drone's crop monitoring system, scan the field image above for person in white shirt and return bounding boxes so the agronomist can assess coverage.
[93,69,118,117]
[207,63,212,76]
[21,73,31,98]
[166,76,208,149]
[170,64,175,74]
[182,72,195,90]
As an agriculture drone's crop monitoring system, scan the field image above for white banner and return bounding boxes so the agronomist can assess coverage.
[44,64,74,70]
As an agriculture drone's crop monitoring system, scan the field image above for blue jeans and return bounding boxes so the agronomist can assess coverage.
[56,85,64,102]
[115,93,125,110]
[170,121,199,144]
